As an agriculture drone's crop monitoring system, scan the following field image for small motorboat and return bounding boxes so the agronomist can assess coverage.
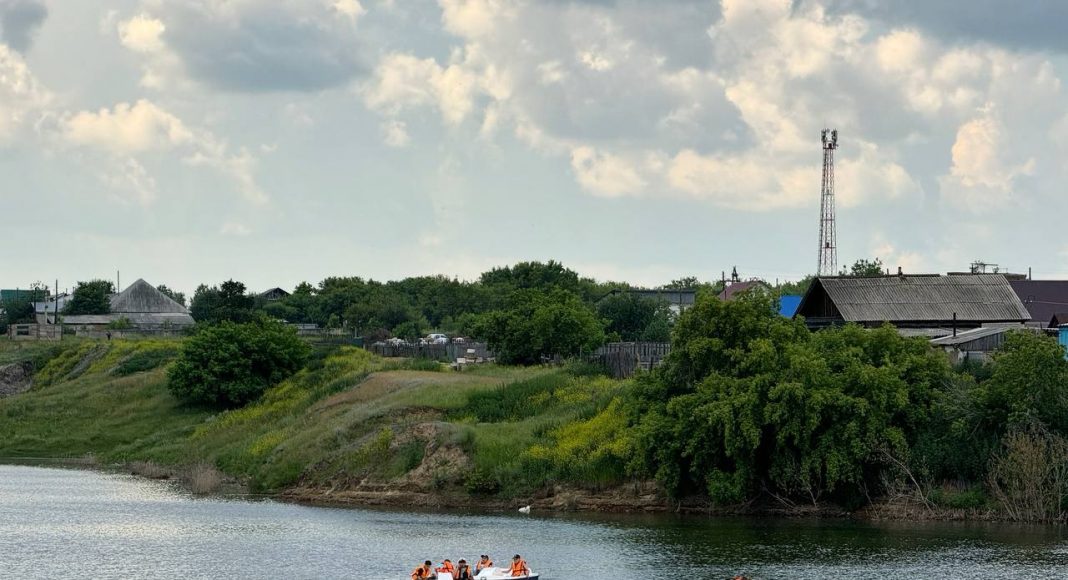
[473,566,539,580]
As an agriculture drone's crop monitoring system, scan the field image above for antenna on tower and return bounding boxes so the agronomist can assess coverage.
[817,129,839,276]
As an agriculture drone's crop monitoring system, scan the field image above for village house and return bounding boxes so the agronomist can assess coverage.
[794,273,1031,331]
[62,279,195,336]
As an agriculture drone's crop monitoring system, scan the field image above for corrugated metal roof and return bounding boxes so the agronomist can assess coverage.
[719,281,769,301]
[930,323,1027,346]
[110,279,190,314]
[816,274,1030,323]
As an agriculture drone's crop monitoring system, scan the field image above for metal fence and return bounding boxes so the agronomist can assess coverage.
[368,341,493,362]
[590,342,672,378]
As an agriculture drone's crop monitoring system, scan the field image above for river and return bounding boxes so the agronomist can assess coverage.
[1,465,1067,579]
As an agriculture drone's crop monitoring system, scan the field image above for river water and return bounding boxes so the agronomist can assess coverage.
[1,465,1067,579]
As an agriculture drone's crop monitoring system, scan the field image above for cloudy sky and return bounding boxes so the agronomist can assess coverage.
[2,0,1068,295]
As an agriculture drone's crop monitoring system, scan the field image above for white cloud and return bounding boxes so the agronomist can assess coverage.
[61,100,192,153]
[381,119,409,147]
[0,44,49,143]
[940,111,1035,208]
[332,0,366,22]
[570,146,645,197]
[118,14,165,53]
[363,53,477,125]
[54,100,265,205]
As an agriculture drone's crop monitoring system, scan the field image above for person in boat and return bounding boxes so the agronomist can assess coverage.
[411,560,435,580]
[455,558,474,580]
[474,555,493,575]
[509,554,530,577]
[437,559,457,576]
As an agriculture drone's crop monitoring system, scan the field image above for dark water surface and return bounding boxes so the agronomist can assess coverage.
[1,465,1067,579]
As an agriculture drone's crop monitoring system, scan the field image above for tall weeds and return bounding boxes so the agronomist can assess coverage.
[988,428,1068,522]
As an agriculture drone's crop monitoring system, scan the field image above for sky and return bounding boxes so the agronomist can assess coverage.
[3,0,1068,296]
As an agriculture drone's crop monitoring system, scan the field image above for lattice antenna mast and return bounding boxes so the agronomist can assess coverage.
[817,129,838,276]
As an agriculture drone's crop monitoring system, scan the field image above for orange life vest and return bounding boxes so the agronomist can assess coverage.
[510,559,528,577]
[412,565,431,579]
[438,561,456,574]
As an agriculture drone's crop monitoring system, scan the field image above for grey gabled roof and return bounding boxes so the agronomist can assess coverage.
[110,279,190,314]
[809,274,1030,323]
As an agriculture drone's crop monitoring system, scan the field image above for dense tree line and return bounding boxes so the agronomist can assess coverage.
[189,261,689,363]
[541,292,1068,519]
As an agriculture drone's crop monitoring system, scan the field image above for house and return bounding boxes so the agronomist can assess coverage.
[63,279,195,335]
[259,287,290,301]
[930,324,1040,364]
[718,280,770,301]
[1008,280,1068,327]
[795,274,1031,330]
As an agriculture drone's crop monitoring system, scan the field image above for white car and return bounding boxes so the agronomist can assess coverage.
[426,333,449,345]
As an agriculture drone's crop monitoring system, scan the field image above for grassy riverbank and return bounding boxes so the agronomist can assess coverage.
[0,339,627,501]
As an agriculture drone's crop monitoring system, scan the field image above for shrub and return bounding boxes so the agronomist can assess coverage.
[112,345,180,376]
[167,319,311,408]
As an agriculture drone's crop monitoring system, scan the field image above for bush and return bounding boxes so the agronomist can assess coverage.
[474,289,605,365]
[167,319,311,408]
[112,345,180,376]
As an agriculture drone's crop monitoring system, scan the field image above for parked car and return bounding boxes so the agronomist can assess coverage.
[426,333,448,345]
[385,337,408,346]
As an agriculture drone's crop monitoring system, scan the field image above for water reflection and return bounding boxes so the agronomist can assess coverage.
[0,465,1066,579]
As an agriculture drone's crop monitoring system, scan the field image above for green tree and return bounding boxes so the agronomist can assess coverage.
[167,319,311,407]
[63,280,115,315]
[841,258,885,277]
[190,280,256,323]
[475,289,605,364]
[156,285,186,307]
[977,331,1068,433]
[596,292,673,342]
[627,293,951,505]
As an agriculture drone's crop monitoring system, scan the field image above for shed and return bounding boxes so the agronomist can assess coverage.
[930,324,1037,364]
[795,274,1030,329]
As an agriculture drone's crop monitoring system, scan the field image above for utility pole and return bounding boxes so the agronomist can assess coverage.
[817,129,839,277]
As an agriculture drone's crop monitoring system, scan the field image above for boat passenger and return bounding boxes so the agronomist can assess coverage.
[455,559,474,580]
[437,559,457,575]
[411,560,435,580]
[509,554,530,577]
[475,555,493,575]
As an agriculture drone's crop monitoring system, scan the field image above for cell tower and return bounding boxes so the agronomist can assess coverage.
[817,129,838,276]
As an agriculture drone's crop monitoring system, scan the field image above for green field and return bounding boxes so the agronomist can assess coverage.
[0,339,627,496]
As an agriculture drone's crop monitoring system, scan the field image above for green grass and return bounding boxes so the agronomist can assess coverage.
[0,338,629,497]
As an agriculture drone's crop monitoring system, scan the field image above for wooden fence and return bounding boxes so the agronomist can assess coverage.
[590,342,672,378]
[368,342,493,362]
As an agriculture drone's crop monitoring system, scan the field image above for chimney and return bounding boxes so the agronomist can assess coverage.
[897,266,903,277]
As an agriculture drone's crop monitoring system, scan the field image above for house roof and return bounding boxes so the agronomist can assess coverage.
[110,279,189,314]
[930,323,1027,347]
[778,295,802,318]
[798,274,1030,324]
[1008,280,1068,326]
[259,287,290,297]
[719,280,768,301]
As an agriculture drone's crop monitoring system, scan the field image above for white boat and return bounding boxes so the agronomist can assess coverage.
[474,566,539,580]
